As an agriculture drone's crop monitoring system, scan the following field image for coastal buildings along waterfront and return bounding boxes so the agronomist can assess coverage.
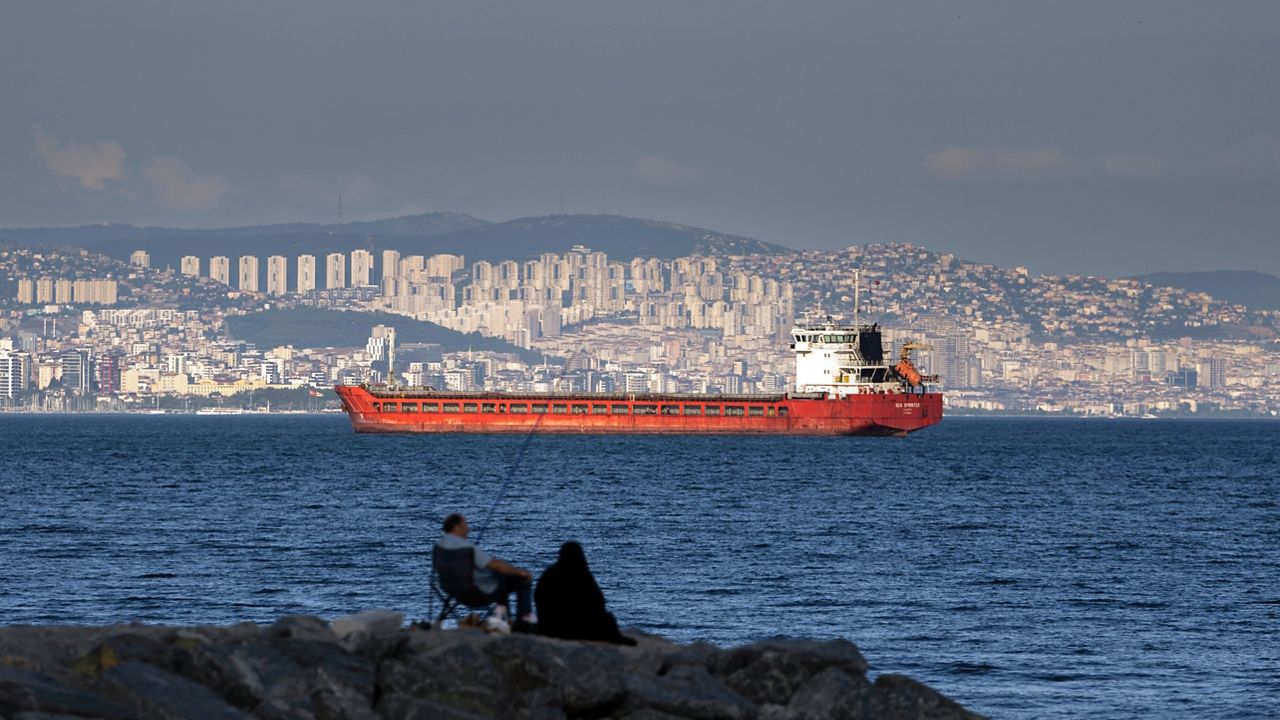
[1,238,1278,416]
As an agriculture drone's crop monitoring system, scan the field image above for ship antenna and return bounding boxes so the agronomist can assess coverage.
[853,269,860,329]
[387,327,396,389]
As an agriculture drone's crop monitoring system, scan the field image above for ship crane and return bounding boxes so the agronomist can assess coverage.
[895,342,939,388]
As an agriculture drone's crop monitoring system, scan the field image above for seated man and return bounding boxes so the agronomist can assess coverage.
[435,512,534,631]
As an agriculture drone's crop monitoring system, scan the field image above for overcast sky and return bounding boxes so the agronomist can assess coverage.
[2,1,1278,276]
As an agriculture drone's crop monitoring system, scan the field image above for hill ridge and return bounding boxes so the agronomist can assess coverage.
[0,213,794,270]
[1132,270,1280,312]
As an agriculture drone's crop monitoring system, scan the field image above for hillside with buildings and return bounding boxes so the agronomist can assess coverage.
[2,214,1278,417]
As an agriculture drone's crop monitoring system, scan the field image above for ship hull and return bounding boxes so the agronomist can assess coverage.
[334,386,942,436]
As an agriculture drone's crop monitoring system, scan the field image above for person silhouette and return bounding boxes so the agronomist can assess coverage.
[535,541,635,645]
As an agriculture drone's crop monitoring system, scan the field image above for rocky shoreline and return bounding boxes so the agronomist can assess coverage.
[0,612,982,719]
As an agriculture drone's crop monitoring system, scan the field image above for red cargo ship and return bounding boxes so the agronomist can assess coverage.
[335,315,943,436]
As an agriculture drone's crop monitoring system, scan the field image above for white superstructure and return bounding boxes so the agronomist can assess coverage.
[791,271,934,398]
[791,317,901,398]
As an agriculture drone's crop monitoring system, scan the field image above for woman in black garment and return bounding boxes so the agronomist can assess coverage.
[535,541,636,645]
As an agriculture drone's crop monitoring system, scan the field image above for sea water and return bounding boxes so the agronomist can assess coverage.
[1,414,1276,718]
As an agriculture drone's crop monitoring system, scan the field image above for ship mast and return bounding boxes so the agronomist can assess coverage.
[853,270,860,329]
[386,327,396,389]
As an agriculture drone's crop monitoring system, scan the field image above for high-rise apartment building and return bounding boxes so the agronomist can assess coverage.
[0,351,30,399]
[129,250,150,268]
[398,256,425,289]
[381,250,400,281]
[1198,357,1228,389]
[238,256,260,292]
[35,278,54,304]
[266,256,288,296]
[326,253,346,289]
[297,255,317,293]
[381,249,401,296]
[180,256,200,277]
[72,279,99,305]
[15,278,34,304]
[96,353,122,395]
[351,249,373,287]
[427,253,465,278]
[210,256,230,285]
[55,278,73,304]
[60,349,94,395]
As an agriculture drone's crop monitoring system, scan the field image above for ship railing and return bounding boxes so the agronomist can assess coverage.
[361,385,795,403]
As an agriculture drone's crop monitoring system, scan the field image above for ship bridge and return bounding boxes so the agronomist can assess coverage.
[791,317,919,398]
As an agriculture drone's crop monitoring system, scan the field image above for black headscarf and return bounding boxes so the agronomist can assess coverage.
[535,541,634,645]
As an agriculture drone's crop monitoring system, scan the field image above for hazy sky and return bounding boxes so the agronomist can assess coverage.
[3,2,1278,276]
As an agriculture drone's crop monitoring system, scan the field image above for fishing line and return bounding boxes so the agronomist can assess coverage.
[472,410,546,545]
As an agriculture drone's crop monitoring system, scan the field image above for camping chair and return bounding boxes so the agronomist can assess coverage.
[430,545,498,627]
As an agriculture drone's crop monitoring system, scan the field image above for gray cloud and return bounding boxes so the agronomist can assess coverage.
[635,154,701,187]
[924,146,1070,181]
[278,172,376,203]
[4,2,1280,275]
[32,124,126,190]
[1101,153,1167,180]
[142,156,232,212]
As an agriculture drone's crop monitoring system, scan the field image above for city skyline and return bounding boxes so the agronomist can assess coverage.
[3,236,1277,417]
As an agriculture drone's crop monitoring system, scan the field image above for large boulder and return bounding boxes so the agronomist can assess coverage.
[785,667,873,720]
[484,634,627,716]
[173,632,376,717]
[0,667,133,719]
[100,660,251,719]
[708,638,870,708]
[620,663,757,720]
[376,631,508,718]
[867,674,984,720]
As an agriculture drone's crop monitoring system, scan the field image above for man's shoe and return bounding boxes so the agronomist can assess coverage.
[512,617,537,634]
[484,616,511,634]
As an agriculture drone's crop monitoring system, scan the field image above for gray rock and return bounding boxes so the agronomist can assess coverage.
[377,638,507,718]
[621,664,757,720]
[484,635,626,716]
[271,616,340,645]
[73,632,176,677]
[617,709,689,720]
[342,628,409,664]
[756,704,793,720]
[719,649,811,706]
[0,624,178,678]
[867,674,984,720]
[786,667,872,720]
[309,667,381,720]
[330,611,403,641]
[0,668,133,720]
[0,621,983,720]
[516,706,568,720]
[174,636,375,717]
[13,707,104,712]
[711,638,869,707]
[101,659,252,719]
[375,691,496,720]
[622,637,718,677]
